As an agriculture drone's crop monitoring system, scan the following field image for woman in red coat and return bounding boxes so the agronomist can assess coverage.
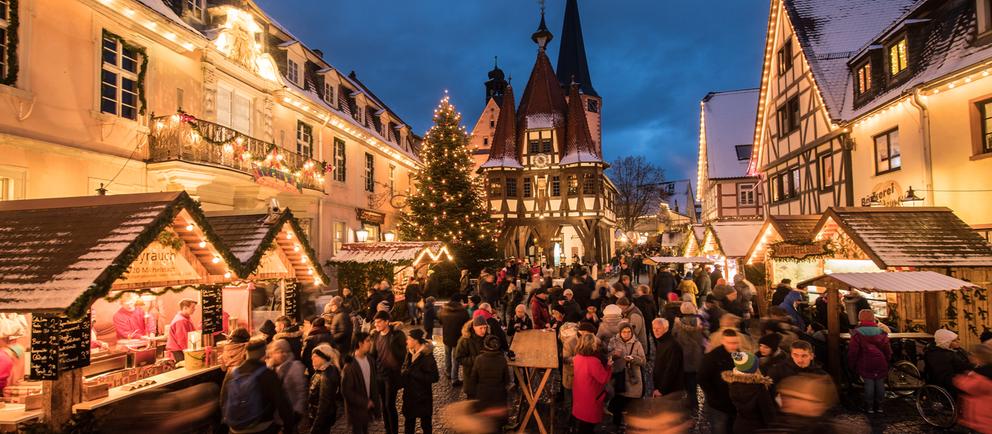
[954,344,992,434]
[846,309,891,413]
[571,333,611,434]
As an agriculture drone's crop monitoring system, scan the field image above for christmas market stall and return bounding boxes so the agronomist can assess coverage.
[0,192,241,430]
[691,221,763,281]
[743,215,822,313]
[206,208,328,332]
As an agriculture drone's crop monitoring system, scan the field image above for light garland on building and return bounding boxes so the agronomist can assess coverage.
[95,0,197,53]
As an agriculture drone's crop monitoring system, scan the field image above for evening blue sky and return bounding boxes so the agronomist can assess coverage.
[256,0,768,184]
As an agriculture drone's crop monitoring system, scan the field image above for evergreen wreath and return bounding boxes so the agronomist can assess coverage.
[101,29,148,115]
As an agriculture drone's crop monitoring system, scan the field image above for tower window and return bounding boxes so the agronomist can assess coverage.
[489,178,502,197]
[483,137,488,146]
[287,59,300,85]
[587,99,599,113]
[506,178,517,197]
[523,178,532,197]
[527,130,553,154]
[567,175,578,195]
[582,173,596,194]
[856,61,872,95]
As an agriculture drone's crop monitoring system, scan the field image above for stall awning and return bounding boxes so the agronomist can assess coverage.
[207,210,328,284]
[0,192,240,317]
[645,256,714,266]
[798,271,982,293]
[814,207,992,268]
[704,221,764,258]
[327,241,452,265]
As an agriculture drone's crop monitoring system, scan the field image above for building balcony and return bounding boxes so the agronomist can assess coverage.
[148,112,328,192]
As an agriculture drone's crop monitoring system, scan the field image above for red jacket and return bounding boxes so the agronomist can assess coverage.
[166,313,196,352]
[571,354,610,423]
[113,307,148,339]
[954,368,992,434]
[530,297,551,330]
[847,322,891,380]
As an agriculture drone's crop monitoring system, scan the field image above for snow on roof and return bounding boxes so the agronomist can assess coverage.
[327,242,451,264]
[137,0,197,33]
[841,0,992,120]
[206,210,327,283]
[798,271,981,293]
[559,151,601,166]
[708,221,764,257]
[702,89,759,179]
[816,207,992,268]
[480,157,524,170]
[784,0,918,119]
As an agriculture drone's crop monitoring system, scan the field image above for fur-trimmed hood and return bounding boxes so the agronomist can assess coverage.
[721,370,773,386]
[274,329,302,341]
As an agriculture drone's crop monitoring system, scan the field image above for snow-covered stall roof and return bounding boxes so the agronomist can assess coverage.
[797,271,982,293]
[645,256,714,266]
[327,242,452,265]
[0,192,240,317]
[706,221,765,258]
[701,89,759,179]
[814,207,992,268]
[784,0,918,119]
[206,210,328,284]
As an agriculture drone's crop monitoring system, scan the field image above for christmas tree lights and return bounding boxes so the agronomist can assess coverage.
[398,95,498,271]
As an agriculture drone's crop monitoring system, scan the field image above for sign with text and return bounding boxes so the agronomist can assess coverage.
[200,285,223,334]
[283,282,299,321]
[118,241,202,287]
[770,240,831,260]
[356,208,385,225]
[860,180,902,207]
[29,312,92,380]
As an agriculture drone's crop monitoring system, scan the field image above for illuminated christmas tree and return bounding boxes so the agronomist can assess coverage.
[399,94,497,272]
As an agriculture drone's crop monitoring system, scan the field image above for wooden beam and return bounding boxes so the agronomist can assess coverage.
[826,286,841,380]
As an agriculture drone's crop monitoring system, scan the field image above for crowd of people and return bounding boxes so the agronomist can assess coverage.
[212,254,992,434]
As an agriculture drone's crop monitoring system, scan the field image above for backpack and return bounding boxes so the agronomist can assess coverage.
[223,365,268,430]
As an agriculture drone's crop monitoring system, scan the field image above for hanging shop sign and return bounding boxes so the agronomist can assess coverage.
[117,241,203,288]
[769,240,832,261]
[860,180,902,207]
[283,282,299,321]
[356,208,386,225]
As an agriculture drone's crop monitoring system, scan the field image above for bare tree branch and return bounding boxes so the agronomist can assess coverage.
[608,156,668,233]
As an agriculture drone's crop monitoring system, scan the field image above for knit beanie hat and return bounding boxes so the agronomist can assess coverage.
[578,321,597,334]
[259,320,276,336]
[408,329,428,344]
[758,333,782,351]
[472,315,488,327]
[934,328,958,349]
[680,302,697,315]
[483,335,501,352]
[732,352,759,374]
[857,308,876,323]
[603,304,622,318]
[229,328,251,344]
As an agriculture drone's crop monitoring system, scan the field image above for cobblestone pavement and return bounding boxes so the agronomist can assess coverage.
[325,323,946,433]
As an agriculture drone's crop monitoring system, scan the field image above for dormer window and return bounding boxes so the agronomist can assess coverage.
[184,0,203,20]
[734,144,752,161]
[287,59,300,85]
[888,38,908,77]
[323,80,335,105]
[856,61,872,95]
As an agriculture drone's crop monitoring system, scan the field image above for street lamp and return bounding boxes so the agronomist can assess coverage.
[355,228,369,243]
[383,231,396,242]
[901,186,925,207]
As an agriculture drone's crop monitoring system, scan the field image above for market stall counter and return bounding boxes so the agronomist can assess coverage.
[0,192,242,430]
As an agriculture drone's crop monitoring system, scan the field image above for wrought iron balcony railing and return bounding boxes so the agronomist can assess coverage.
[148,112,327,192]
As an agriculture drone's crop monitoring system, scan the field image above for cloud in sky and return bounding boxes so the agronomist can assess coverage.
[255,0,768,184]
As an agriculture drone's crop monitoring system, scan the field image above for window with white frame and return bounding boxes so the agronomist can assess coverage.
[101,32,141,120]
[296,121,313,158]
[333,138,346,182]
[323,80,335,105]
[738,183,756,206]
[287,59,300,85]
[364,152,375,192]
[216,84,251,134]
[0,0,14,81]
[333,221,346,254]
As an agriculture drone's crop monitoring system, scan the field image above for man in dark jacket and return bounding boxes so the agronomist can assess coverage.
[652,267,679,307]
[274,316,303,359]
[768,341,828,387]
[467,335,511,414]
[342,332,380,434]
[455,316,489,398]
[220,339,296,434]
[324,296,354,357]
[400,329,439,434]
[771,279,794,307]
[479,273,500,308]
[634,285,658,325]
[301,317,334,374]
[438,295,470,385]
[559,289,584,323]
[370,312,406,434]
[699,328,740,434]
[651,318,684,396]
[404,277,423,325]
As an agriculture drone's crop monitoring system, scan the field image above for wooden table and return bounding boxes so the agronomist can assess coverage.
[508,330,559,434]
[0,404,42,431]
[72,365,221,412]
[840,332,933,339]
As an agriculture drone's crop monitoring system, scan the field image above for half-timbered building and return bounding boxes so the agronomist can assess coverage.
[698,89,763,222]
[478,1,616,264]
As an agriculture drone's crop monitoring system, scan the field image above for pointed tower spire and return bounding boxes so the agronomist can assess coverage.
[561,82,602,165]
[480,85,522,170]
[531,5,553,50]
[485,55,508,107]
[557,0,598,97]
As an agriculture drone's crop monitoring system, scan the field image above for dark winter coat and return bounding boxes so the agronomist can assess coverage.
[924,345,972,393]
[301,326,333,373]
[723,370,776,434]
[465,350,510,407]
[328,308,353,355]
[652,331,684,395]
[652,270,679,304]
[673,316,706,374]
[422,303,437,336]
[341,355,381,428]
[480,280,500,306]
[847,322,891,380]
[454,332,487,395]
[561,299,584,323]
[698,345,735,413]
[572,277,595,310]
[340,295,359,316]
[220,358,295,433]
[400,345,439,417]
[370,324,407,383]
[634,295,657,325]
[274,327,304,360]
[768,358,828,385]
[508,315,533,337]
[759,350,787,376]
[438,301,470,348]
[307,362,341,434]
[771,284,792,307]
[404,283,423,303]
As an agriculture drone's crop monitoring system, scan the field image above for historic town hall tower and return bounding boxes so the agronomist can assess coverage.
[477,1,617,265]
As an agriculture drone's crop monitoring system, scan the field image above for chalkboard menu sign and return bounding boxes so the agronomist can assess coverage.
[29,312,92,380]
[200,284,223,334]
[283,282,298,321]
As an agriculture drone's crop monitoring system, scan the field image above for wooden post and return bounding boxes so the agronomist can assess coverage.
[924,292,941,333]
[43,369,82,429]
[826,286,841,380]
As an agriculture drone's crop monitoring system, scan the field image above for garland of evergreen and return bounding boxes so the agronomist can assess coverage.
[0,0,19,86]
[101,29,148,116]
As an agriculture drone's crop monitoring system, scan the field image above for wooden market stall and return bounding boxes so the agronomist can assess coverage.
[207,209,328,332]
[797,271,983,379]
[328,241,454,282]
[688,221,763,281]
[0,192,240,430]
[744,215,822,314]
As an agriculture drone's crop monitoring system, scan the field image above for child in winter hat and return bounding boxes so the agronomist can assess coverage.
[732,351,759,374]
